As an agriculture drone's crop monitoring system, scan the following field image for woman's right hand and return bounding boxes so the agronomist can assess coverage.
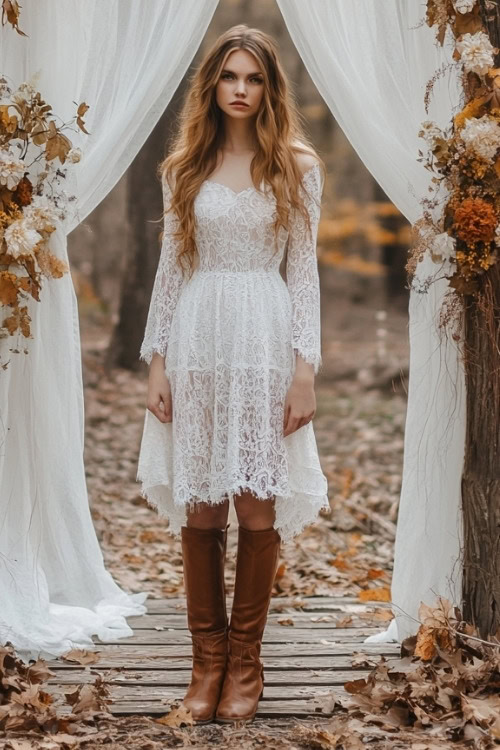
[147,353,172,423]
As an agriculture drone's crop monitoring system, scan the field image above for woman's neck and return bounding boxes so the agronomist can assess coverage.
[220,115,257,154]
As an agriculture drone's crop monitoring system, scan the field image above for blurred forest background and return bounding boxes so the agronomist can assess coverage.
[67,0,411,382]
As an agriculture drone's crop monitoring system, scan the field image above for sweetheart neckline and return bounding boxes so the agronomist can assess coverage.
[202,161,320,197]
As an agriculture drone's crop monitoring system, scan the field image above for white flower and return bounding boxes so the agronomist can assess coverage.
[461,115,500,161]
[66,147,82,164]
[495,223,500,248]
[12,81,37,105]
[23,195,64,228]
[0,149,25,190]
[4,218,43,259]
[419,120,444,146]
[0,77,11,102]
[456,32,496,76]
[453,0,476,13]
[432,232,457,263]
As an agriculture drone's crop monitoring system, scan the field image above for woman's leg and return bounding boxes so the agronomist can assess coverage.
[216,490,280,723]
[186,498,230,529]
[181,497,230,723]
[233,490,276,530]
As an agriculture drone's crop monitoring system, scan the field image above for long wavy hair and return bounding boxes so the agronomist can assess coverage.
[157,24,325,277]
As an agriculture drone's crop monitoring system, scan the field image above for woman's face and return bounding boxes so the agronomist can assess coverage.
[215,49,264,120]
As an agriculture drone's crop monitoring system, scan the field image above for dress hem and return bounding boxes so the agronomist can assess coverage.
[137,476,331,544]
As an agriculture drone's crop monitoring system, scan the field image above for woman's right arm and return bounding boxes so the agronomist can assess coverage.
[140,176,185,423]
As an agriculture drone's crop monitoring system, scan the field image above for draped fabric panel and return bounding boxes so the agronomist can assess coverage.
[0,0,220,660]
[276,0,465,641]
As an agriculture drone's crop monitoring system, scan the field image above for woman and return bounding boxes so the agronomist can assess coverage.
[137,24,330,724]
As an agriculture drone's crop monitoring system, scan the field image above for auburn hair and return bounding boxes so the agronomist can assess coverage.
[157,23,325,277]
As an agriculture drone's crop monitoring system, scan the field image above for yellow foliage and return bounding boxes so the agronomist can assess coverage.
[454,96,489,130]
[358,587,391,602]
[320,249,385,278]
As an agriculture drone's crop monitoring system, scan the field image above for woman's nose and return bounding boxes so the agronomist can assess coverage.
[234,78,247,94]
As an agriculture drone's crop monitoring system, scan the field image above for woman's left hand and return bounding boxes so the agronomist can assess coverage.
[283,373,316,437]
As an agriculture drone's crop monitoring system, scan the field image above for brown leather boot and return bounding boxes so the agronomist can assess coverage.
[215,524,281,723]
[181,524,229,724]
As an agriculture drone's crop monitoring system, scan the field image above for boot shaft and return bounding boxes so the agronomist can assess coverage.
[229,525,281,642]
[181,524,229,634]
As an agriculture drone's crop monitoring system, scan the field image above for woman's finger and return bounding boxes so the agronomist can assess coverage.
[284,414,299,437]
[283,402,290,432]
[148,396,170,423]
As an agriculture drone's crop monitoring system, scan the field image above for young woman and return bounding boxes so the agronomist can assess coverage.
[137,24,329,724]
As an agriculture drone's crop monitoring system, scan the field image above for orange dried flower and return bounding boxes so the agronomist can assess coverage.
[453,197,497,244]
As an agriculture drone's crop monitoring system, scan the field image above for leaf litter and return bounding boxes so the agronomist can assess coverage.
[2,306,499,747]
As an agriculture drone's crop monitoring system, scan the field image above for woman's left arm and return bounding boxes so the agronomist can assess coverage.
[283,160,324,437]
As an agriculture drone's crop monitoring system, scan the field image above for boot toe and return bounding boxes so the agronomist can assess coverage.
[183,697,216,723]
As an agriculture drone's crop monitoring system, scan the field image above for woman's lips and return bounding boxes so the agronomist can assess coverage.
[230,102,249,107]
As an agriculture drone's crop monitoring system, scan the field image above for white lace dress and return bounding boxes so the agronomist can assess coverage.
[137,162,330,542]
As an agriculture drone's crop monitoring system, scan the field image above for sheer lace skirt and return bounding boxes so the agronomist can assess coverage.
[137,269,330,542]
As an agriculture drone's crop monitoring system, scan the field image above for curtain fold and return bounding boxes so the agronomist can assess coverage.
[276,0,465,641]
[0,0,220,660]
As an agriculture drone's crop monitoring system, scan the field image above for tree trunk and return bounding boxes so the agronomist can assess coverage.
[373,181,409,311]
[107,78,188,370]
[461,0,500,638]
[461,267,500,637]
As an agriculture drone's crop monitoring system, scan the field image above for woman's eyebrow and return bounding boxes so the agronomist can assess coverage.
[221,68,263,77]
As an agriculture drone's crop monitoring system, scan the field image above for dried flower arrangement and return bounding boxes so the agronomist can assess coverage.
[416,0,500,641]
[0,75,89,344]
[410,0,500,297]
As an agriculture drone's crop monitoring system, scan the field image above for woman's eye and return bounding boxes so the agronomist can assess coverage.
[220,73,262,83]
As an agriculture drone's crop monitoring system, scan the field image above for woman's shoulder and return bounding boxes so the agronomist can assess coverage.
[290,141,321,176]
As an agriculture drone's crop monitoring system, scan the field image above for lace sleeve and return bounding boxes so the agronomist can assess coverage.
[139,176,186,364]
[286,162,324,375]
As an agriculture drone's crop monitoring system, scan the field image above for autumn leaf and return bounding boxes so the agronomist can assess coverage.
[37,249,68,279]
[1,0,28,36]
[366,568,385,580]
[43,119,71,163]
[61,648,101,665]
[76,101,90,135]
[31,123,50,146]
[0,271,18,305]
[0,103,19,134]
[414,624,437,660]
[329,555,350,570]
[275,561,287,578]
[3,305,31,337]
[358,587,391,603]
[454,4,483,36]
[454,95,489,130]
[155,702,194,727]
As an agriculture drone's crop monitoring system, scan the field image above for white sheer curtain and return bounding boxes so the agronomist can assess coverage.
[277,0,465,641]
[0,0,219,660]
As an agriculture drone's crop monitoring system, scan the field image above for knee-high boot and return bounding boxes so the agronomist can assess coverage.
[215,524,281,723]
[180,524,229,723]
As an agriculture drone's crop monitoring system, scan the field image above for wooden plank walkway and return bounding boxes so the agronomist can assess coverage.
[45,596,400,719]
